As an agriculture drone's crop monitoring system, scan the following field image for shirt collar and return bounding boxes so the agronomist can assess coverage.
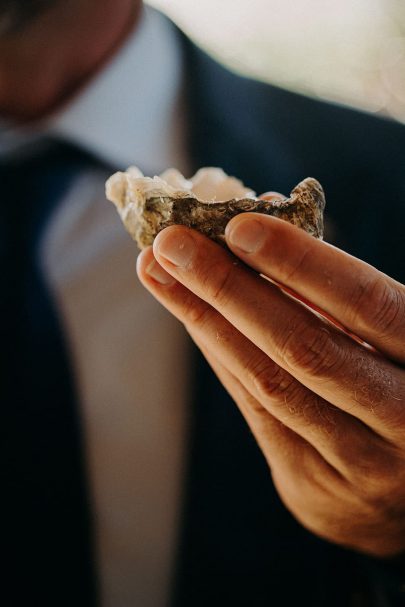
[0,6,186,173]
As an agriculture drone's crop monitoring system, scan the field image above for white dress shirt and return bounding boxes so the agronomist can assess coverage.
[2,6,192,606]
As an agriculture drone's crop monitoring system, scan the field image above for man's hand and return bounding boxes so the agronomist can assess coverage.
[136,212,405,558]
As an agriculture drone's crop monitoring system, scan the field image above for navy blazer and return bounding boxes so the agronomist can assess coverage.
[5,30,405,607]
[172,35,405,607]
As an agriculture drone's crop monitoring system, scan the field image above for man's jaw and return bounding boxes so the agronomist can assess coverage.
[0,0,143,123]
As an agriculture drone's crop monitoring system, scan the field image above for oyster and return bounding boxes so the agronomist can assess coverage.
[105,167,325,249]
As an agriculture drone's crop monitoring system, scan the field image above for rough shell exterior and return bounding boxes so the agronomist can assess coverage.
[106,172,325,249]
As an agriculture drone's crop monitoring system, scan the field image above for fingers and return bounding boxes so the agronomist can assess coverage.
[189,334,342,494]
[137,246,396,481]
[186,335,364,551]
[191,313,393,487]
[196,319,403,494]
[195,341,293,465]
[150,225,405,435]
[137,247,301,465]
[189,346,385,555]
[225,213,405,363]
[138,246,405,555]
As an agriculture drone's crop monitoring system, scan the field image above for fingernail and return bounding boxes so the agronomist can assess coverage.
[226,218,265,253]
[145,259,176,285]
[156,232,196,267]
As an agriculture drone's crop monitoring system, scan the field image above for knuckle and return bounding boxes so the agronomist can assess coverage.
[250,353,338,430]
[248,354,334,430]
[198,261,237,307]
[249,357,293,402]
[278,319,344,379]
[183,298,214,329]
[300,393,335,431]
[350,352,403,424]
[361,486,404,520]
[373,284,405,338]
[183,298,234,346]
[349,276,405,338]
[282,245,313,283]
[350,448,404,506]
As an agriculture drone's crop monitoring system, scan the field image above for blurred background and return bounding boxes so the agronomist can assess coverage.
[149,0,405,123]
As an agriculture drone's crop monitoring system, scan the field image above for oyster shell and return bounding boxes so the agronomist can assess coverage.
[105,167,325,249]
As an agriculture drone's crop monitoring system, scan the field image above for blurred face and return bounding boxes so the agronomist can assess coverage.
[0,0,142,119]
[0,0,60,35]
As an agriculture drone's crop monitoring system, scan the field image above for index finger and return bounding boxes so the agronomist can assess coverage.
[225,214,405,363]
[152,225,404,436]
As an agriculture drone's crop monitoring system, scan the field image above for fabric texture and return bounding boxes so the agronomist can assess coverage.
[2,143,99,605]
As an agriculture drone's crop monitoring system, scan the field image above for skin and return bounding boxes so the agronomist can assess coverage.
[0,0,142,121]
[3,0,404,563]
[137,212,405,559]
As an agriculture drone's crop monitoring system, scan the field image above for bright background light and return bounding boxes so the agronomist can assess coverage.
[149,0,405,122]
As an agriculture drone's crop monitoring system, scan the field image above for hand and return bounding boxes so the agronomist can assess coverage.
[136,211,405,558]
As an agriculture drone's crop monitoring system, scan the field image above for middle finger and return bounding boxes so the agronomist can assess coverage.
[153,226,404,436]
[137,246,393,482]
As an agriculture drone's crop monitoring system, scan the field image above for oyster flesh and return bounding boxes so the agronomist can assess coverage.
[105,167,325,249]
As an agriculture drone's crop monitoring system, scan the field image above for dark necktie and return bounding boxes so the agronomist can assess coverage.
[1,142,98,606]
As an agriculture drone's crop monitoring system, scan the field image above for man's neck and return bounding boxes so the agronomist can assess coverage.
[0,0,141,123]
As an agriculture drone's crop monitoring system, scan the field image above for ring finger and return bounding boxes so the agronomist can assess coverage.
[137,247,388,483]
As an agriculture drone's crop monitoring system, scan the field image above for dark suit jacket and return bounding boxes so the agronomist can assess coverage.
[5,28,405,607]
